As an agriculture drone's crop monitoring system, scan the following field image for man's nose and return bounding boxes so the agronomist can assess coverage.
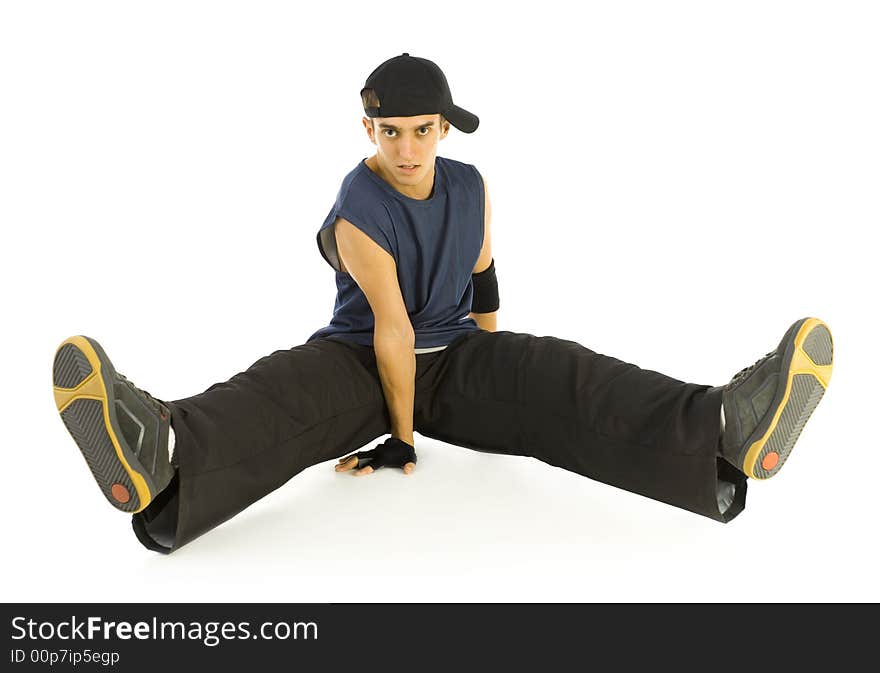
[397,136,415,161]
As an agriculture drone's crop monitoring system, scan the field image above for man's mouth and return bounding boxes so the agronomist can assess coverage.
[398,164,419,169]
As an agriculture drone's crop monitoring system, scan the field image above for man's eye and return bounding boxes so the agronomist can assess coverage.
[381,128,429,137]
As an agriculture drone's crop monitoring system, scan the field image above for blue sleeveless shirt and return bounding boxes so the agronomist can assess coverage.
[307,155,485,350]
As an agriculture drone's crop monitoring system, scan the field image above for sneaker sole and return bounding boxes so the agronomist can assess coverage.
[740,318,834,479]
[53,336,162,513]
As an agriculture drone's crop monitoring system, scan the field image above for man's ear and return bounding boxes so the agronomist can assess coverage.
[363,117,376,143]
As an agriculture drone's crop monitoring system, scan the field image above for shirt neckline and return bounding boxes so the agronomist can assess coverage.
[359,157,446,205]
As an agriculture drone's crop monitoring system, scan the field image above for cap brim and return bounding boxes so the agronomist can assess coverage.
[443,104,479,133]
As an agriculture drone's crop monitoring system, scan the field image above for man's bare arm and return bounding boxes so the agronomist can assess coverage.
[469,174,498,331]
[333,217,416,455]
[470,310,497,332]
[373,335,415,448]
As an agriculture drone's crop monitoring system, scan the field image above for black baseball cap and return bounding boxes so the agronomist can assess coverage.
[361,53,479,133]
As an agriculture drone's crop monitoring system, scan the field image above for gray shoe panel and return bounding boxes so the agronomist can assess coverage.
[112,380,172,491]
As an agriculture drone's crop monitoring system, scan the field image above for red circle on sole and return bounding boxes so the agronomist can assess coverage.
[111,483,130,503]
[762,452,780,471]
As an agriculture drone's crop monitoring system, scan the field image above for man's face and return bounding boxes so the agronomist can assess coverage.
[362,113,449,189]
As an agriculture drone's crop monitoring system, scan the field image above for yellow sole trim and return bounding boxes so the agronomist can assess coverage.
[54,336,153,512]
[741,318,833,479]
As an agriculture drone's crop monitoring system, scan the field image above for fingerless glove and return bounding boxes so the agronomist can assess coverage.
[355,437,417,471]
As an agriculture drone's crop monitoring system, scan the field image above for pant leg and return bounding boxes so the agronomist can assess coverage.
[414,329,747,523]
[131,337,391,553]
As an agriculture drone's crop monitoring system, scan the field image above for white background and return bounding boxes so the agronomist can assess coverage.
[2,1,877,602]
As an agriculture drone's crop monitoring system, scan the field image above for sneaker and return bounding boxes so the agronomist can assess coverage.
[53,336,175,513]
[720,317,833,479]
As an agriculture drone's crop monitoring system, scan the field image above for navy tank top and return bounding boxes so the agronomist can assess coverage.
[307,155,485,350]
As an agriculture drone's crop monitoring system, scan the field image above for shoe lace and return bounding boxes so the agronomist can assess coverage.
[118,373,168,420]
[726,350,775,389]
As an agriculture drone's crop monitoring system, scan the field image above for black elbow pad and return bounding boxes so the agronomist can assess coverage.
[471,258,500,313]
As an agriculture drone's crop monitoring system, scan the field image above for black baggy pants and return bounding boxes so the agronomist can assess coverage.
[131,329,748,553]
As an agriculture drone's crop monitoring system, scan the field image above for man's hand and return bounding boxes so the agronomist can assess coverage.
[335,437,417,476]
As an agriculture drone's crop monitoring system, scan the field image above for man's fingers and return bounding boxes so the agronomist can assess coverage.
[342,461,415,476]
[336,444,417,475]
[335,456,358,472]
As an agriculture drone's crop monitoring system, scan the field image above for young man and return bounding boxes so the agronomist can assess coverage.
[52,54,834,554]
